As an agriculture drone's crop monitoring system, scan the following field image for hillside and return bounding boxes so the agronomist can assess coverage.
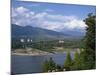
[12,24,71,41]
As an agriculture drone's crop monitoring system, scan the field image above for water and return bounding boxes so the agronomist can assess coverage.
[11,52,74,74]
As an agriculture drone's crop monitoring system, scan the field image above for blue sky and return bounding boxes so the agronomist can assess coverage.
[11,0,96,32]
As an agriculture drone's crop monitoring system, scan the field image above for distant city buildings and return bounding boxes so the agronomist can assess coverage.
[58,40,64,43]
[20,38,33,49]
[58,40,64,47]
[20,39,24,43]
[20,38,33,43]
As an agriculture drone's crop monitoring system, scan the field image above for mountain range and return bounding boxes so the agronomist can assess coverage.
[11,24,84,41]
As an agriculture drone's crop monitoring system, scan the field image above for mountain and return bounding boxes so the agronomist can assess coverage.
[11,24,71,41]
[61,29,86,37]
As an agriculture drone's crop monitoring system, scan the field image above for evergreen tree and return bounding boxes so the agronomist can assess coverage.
[72,51,81,70]
[64,51,72,70]
[81,13,96,69]
[79,49,88,69]
[43,60,49,72]
[48,57,56,70]
[56,64,62,71]
[43,57,56,72]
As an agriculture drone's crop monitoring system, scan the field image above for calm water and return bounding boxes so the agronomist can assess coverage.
[11,52,74,74]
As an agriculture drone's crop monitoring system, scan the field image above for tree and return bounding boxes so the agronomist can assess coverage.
[64,51,73,70]
[81,13,96,69]
[56,64,62,71]
[43,57,56,72]
[48,57,56,70]
[72,51,81,70]
[43,60,49,72]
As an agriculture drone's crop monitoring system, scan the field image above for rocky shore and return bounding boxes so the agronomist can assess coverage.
[11,48,52,56]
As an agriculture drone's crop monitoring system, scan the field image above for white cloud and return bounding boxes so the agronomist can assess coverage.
[40,21,64,31]
[34,12,47,19]
[16,6,29,14]
[64,19,87,30]
[12,6,35,26]
[11,6,87,32]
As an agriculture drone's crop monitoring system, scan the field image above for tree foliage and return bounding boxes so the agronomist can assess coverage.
[72,51,81,70]
[82,13,96,69]
[43,57,56,72]
[43,60,49,72]
[64,51,73,70]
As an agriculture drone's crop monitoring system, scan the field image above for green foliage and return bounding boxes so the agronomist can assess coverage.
[12,39,82,51]
[64,51,73,70]
[43,57,56,72]
[43,60,49,72]
[71,51,81,70]
[56,64,62,71]
[11,39,24,49]
[82,13,96,69]
[48,57,56,70]
[71,14,96,70]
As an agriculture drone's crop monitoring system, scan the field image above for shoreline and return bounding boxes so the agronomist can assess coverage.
[11,51,67,56]
[11,48,77,56]
[11,48,54,56]
[11,52,54,56]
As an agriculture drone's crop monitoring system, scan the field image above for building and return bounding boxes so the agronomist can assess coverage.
[58,40,64,43]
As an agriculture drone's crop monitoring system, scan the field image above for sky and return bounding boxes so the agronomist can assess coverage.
[11,0,96,33]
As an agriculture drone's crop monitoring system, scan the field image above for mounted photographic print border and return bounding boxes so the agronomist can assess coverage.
[0,0,97,75]
[11,0,96,75]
